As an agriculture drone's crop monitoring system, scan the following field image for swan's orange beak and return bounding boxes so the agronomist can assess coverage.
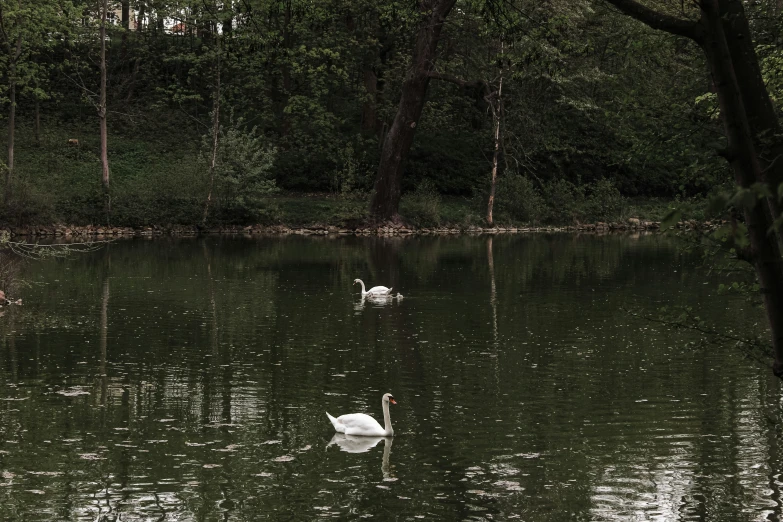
[389,398,397,405]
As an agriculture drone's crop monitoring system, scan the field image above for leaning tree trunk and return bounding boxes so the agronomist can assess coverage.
[99,0,110,218]
[605,0,783,377]
[720,1,783,247]
[369,0,457,222]
[700,0,783,375]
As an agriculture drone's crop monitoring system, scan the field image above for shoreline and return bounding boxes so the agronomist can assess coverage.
[1,219,719,239]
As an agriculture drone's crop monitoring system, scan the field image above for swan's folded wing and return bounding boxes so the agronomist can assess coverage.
[335,413,378,428]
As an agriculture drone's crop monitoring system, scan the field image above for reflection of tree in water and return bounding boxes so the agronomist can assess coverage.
[0,235,776,521]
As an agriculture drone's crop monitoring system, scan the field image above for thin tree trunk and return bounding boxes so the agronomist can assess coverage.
[5,36,22,205]
[487,50,503,226]
[699,0,783,375]
[369,0,457,222]
[99,0,110,217]
[203,35,221,226]
[6,75,16,205]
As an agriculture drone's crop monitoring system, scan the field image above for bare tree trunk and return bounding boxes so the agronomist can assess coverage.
[203,35,221,226]
[369,0,457,222]
[487,49,504,226]
[99,0,111,218]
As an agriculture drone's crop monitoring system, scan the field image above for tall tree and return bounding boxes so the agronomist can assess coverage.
[0,0,69,204]
[369,0,457,222]
[604,0,783,376]
[99,0,110,216]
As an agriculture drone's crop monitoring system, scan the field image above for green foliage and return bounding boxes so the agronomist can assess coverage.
[201,118,278,224]
[492,174,546,224]
[400,179,441,227]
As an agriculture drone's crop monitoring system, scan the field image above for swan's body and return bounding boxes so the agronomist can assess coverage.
[326,393,396,437]
[354,279,393,297]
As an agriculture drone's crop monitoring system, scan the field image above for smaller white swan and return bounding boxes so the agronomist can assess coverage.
[326,393,396,437]
[354,279,393,297]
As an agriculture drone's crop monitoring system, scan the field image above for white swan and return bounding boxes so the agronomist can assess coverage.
[354,279,393,297]
[326,393,396,437]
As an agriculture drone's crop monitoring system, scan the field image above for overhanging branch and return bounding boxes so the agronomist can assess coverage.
[604,0,703,43]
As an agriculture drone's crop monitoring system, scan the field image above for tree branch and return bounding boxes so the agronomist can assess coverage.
[603,0,703,43]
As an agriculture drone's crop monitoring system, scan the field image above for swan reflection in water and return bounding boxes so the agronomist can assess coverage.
[327,433,394,478]
[354,293,404,311]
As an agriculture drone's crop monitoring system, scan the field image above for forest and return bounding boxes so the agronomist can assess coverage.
[3,0,780,229]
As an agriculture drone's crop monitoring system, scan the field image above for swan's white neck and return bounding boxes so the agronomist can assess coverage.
[357,280,367,295]
[382,398,393,436]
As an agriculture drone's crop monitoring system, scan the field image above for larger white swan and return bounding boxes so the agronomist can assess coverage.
[354,279,393,297]
[326,393,396,437]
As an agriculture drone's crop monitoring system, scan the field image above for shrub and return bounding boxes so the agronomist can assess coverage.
[201,118,278,224]
[541,178,584,224]
[581,179,626,222]
[493,174,546,224]
[400,179,441,227]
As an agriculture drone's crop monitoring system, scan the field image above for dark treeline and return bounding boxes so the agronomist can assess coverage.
[0,0,782,234]
[4,0,774,227]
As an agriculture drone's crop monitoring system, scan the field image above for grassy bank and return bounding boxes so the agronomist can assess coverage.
[1,120,708,229]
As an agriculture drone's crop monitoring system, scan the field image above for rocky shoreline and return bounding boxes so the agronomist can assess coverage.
[1,218,720,239]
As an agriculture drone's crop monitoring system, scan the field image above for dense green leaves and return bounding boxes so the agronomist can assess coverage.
[1,0,778,226]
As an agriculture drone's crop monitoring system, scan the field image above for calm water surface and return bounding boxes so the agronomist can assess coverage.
[0,234,777,521]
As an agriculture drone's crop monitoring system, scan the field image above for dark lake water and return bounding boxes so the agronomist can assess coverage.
[0,233,777,521]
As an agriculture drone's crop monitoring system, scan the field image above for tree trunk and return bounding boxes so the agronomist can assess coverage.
[99,0,111,218]
[720,0,783,246]
[369,0,457,222]
[487,51,503,226]
[605,0,783,377]
[5,74,16,205]
[203,36,221,226]
[699,0,783,375]
[5,36,22,205]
